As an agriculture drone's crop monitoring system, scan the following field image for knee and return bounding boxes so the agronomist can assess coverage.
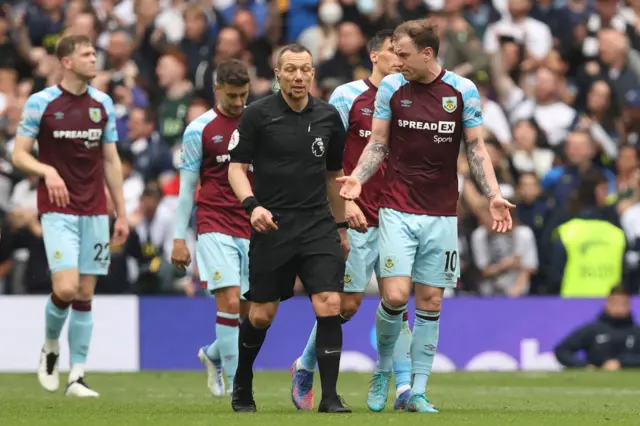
[216,287,240,315]
[55,286,78,302]
[75,287,94,302]
[380,277,411,307]
[382,288,410,308]
[312,291,341,316]
[340,295,362,320]
[249,304,276,328]
[417,293,442,312]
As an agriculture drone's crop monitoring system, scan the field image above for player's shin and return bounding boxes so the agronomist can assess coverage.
[376,301,406,371]
[315,315,343,399]
[45,292,71,352]
[299,322,318,370]
[410,310,440,395]
[216,312,240,384]
[68,300,93,382]
[393,310,412,393]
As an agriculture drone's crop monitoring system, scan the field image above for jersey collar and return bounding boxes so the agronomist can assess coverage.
[276,90,315,113]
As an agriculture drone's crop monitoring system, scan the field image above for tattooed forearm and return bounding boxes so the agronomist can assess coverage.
[353,141,387,184]
[464,136,498,200]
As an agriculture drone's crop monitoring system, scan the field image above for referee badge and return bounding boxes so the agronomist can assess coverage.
[311,137,325,157]
[442,97,457,113]
[228,130,239,151]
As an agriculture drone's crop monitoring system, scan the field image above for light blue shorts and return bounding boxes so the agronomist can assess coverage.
[344,227,380,293]
[197,232,249,300]
[41,213,110,276]
[379,208,459,288]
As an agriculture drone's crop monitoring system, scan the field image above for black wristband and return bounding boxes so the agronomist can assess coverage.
[242,196,260,216]
[336,221,349,229]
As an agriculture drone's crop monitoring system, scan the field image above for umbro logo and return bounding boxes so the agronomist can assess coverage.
[400,100,412,107]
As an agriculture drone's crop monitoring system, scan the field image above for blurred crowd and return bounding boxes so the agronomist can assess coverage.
[0,0,639,297]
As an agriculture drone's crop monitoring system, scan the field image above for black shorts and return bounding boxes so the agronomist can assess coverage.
[245,208,345,303]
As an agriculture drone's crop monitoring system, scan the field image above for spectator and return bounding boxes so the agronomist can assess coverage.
[470,209,539,296]
[180,4,216,84]
[554,286,640,370]
[511,120,555,178]
[547,169,626,296]
[125,107,174,183]
[156,50,195,148]
[316,21,371,86]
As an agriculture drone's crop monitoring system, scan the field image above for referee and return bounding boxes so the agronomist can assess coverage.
[228,43,350,413]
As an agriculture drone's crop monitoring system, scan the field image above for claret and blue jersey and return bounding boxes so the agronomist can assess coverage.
[373,70,483,216]
[329,78,385,227]
[17,85,118,216]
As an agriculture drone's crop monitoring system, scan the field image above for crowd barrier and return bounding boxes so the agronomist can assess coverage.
[2,296,636,372]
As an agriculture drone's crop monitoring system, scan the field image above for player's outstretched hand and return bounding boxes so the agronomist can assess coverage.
[346,200,367,233]
[171,239,191,270]
[44,168,70,207]
[251,206,278,233]
[112,216,130,246]
[336,175,362,200]
[489,197,516,233]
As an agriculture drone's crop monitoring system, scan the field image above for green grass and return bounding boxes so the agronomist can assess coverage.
[1,371,639,425]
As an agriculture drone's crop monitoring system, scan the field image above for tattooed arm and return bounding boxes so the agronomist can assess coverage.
[352,118,390,184]
[463,125,501,201]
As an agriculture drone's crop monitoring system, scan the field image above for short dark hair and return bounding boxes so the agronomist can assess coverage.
[610,285,630,297]
[393,19,440,55]
[134,107,157,125]
[55,35,93,60]
[276,43,312,68]
[216,59,250,86]
[367,29,394,52]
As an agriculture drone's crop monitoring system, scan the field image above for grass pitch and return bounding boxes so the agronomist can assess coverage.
[1,371,639,425]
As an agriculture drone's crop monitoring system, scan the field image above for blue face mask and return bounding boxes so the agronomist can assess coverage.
[356,0,376,15]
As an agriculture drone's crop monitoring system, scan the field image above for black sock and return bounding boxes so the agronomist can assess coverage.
[236,318,268,385]
[315,315,343,399]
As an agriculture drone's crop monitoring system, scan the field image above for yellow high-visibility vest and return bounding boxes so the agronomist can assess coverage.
[557,218,625,297]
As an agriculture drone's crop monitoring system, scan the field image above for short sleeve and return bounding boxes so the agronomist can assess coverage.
[328,87,350,131]
[470,227,490,269]
[461,80,483,129]
[179,123,203,172]
[229,105,259,164]
[101,96,119,143]
[374,74,404,121]
[515,226,539,270]
[17,93,47,139]
[327,108,346,172]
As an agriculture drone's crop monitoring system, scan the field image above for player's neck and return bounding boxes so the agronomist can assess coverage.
[418,64,443,85]
[60,76,88,96]
[281,91,308,112]
[215,104,234,118]
[368,69,384,88]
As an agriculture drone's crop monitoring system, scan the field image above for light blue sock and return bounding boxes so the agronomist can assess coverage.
[393,312,412,390]
[376,301,406,371]
[411,310,440,395]
[205,340,220,361]
[215,312,240,384]
[68,302,93,365]
[299,322,317,370]
[45,294,69,343]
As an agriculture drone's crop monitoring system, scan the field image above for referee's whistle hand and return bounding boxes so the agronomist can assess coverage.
[250,207,279,233]
[336,175,362,200]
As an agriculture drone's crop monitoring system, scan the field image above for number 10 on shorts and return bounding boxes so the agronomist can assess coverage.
[444,250,457,272]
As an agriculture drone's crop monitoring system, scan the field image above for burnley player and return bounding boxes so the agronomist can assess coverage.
[338,20,515,412]
[13,35,128,397]
[291,30,413,411]
[171,59,252,397]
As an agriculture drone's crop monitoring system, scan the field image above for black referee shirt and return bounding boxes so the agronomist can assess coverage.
[229,91,346,211]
